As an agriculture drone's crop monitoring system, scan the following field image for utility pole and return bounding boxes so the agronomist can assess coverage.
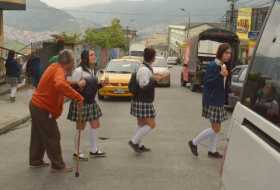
[126,19,135,54]
[126,25,129,52]
[228,0,237,32]
[187,12,191,39]
[180,9,190,40]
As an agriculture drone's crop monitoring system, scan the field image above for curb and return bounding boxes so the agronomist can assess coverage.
[0,84,28,96]
[0,115,31,135]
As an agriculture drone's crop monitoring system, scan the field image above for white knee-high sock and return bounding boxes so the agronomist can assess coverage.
[90,128,98,153]
[208,133,219,153]
[134,125,142,145]
[193,128,215,146]
[135,125,142,133]
[131,125,152,144]
[10,87,17,98]
[75,129,83,155]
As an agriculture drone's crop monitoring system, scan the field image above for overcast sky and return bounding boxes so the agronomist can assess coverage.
[40,0,112,8]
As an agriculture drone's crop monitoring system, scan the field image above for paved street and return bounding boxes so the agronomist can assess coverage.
[0,66,230,190]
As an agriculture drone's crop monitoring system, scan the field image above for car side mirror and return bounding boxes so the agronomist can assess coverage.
[99,69,105,74]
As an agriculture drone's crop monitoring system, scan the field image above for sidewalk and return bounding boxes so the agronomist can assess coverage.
[0,87,33,134]
[0,81,26,96]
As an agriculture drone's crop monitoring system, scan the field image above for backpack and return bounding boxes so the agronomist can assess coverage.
[80,76,98,104]
[128,72,138,95]
[129,63,153,95]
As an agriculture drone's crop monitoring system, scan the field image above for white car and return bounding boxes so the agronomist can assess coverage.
[152,57,171,87]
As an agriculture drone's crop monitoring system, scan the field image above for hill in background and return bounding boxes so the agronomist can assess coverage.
[4,0,81,32]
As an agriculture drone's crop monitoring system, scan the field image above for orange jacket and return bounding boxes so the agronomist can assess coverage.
[32,63,83,119]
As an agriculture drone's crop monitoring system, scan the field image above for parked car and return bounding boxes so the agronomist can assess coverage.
[152,56,171,87]
[228,65,248,109]
[121,56,143,62]
[98,58,141,100]
[167,56,178,65]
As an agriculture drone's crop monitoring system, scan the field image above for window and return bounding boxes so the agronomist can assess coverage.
[106,60,140,73]
[232,67,242,82]
[239,67,248,82]
[242,1,280,127]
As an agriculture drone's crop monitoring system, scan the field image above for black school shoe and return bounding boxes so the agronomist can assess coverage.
[129,141,141,153]
[139,145,151,152]
[89,150,106,158]
[188,140,198,156]
[208,152,223,159]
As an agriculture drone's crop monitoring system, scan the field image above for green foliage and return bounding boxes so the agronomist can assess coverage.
[60,32,82,44]
[4,40,25,51]
[84,18,128,49]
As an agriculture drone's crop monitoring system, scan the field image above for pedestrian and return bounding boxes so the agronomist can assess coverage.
[188,43,231,159]
[48,55,59,64]
[129,47,168,153]
[68,49,106,160]
[26,52,42,88]
[5,50,22,103]
[29,49,85,173]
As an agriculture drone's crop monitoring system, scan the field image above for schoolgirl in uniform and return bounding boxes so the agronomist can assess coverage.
[68,49,106,160]
[188,43,231,159]
[129,47,168,153]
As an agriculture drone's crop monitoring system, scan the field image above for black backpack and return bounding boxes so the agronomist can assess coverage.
[129,63,154,95]
[128,72,139,95]
[80,76,98,104]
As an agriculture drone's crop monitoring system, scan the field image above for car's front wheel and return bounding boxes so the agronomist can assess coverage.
[190,83,197,92]
[98,93,105,100]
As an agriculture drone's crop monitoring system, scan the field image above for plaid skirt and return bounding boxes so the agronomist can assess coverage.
[6,77,18,87]
[130,101,156,118]
[67,101,102,122]
[202,105,228,123]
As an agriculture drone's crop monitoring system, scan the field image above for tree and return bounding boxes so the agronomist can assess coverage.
[59,32,82,44]
[84,18,128,49]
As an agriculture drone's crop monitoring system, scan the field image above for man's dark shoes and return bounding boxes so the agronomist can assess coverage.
[139,145,151,152]
[188,140,198,156]
[208,152,223,159]
[129,141,141,153]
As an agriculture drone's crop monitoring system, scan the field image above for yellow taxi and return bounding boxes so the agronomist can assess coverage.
[121,56,143,62]
[98,58,141,99]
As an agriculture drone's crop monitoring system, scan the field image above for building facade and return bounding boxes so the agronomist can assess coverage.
[168,23,220,57]
[0,0,26,80]
[226,6,269,64]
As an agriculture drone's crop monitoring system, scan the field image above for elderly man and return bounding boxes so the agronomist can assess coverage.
[29,50,84,173]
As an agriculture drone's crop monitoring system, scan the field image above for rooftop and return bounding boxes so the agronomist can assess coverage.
[0,0,26,10]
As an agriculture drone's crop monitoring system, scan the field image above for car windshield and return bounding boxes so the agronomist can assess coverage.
[153,57,168,67]
[106,60,140,73]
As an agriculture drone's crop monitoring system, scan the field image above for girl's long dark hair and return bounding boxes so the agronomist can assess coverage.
[80,49,90,72]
